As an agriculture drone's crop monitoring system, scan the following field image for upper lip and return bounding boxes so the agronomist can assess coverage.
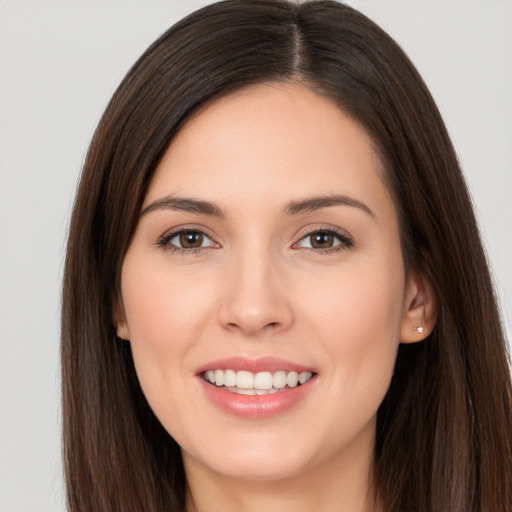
[195,356,316,375]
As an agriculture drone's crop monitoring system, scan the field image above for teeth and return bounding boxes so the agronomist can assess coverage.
[214,369,224,386]
[225,386,281,395]
[299,372,311,384]
[273,371,287,389]
[236,388,256,395]
[204,369,313,391]
[254,371,273,389]
[236,371,254,389]
[287,371,299,388]
[224,369,237,387]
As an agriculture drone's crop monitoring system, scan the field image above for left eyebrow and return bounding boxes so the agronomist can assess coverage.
[284,194,375,218]
[139,196,226,218]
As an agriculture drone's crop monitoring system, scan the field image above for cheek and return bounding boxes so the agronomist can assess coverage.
[289,259,405,452]
[304,255,404,322]
[299,258,405,391]
[120,256,217,400]
[122,254,216,340]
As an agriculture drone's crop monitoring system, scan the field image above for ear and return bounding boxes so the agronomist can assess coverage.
[113,298,130,340]
[400,267,437,343]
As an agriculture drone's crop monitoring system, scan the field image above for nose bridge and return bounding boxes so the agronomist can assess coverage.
[218,236,293,336]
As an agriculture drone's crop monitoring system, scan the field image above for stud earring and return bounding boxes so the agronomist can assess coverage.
[413,326,424,333]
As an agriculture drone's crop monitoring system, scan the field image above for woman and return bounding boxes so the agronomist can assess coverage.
[61,1,512,510]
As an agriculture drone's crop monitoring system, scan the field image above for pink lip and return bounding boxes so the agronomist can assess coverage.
[195,355,315,374]
[198,377,317,419]
[195,356,318,419]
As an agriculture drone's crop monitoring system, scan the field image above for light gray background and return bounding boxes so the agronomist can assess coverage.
[1,1,510,511]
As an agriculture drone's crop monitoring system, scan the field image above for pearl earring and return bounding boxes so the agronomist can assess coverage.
[413,326,424,333]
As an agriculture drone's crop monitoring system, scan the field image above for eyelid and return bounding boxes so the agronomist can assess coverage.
[157,225,221,252]
[292,225,354,252]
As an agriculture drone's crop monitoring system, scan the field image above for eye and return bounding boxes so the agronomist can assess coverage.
[294,229,353,251]
[158,229,218,252]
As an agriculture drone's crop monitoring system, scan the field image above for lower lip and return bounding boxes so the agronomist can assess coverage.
[198,376,317,419]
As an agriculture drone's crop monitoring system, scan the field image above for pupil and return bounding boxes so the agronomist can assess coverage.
[180,231,203,248]
[311,232,333,249]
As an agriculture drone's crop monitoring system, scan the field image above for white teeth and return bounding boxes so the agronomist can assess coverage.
[273,371,287,389]
[254,371,273,390]
[224,369,237,387]
[287,371,299,387]
[236,388,256,395]
[236,370,254,389]
[204,369,313,391]
[299,371,312,384]
[224,387,280,395]
[214,369,224,386]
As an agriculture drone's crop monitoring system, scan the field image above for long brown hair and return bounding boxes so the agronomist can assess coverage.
[61,1,512,510]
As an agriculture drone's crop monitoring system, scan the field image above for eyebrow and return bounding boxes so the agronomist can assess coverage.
[140,193,374,219]
[140,196,226,218]
[284,194,375,218]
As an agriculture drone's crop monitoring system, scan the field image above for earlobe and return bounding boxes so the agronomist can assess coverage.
[400,268,437,344]
[113,299,130,340]
[116,322,130,341]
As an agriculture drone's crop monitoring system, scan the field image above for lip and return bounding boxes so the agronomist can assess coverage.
[195,356,318,419]
[195,355,316,374]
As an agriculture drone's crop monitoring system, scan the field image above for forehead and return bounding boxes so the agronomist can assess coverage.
[145,82,391,215]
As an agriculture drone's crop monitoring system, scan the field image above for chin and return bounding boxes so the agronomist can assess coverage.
[181,428,318,482]
[196,450,311,482]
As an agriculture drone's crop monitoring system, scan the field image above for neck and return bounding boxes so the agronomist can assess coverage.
[183,423,380,512]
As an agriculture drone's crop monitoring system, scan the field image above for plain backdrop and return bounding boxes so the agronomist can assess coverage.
[1,1,510,511]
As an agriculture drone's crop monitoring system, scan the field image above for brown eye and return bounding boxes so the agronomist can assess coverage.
[310,232,336,249]
[294,229,352,252]
[179,231,204,248]
[161,229,217,252]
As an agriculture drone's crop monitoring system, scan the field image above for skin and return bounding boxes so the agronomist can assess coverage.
[116,82,436,512]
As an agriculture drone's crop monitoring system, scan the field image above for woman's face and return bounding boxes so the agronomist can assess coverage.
[117,82,424,482]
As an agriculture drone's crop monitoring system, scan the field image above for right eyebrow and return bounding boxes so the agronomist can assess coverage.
[139,196,226,218]
[284,194,375,219]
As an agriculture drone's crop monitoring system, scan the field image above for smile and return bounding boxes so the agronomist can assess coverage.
[203,369,314,395]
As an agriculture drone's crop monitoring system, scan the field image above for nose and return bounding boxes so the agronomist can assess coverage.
[217,249,294,337]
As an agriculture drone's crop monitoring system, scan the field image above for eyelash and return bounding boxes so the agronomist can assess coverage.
[157,227,354,255]
[157,227,218,256]
[293,227,354,254]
